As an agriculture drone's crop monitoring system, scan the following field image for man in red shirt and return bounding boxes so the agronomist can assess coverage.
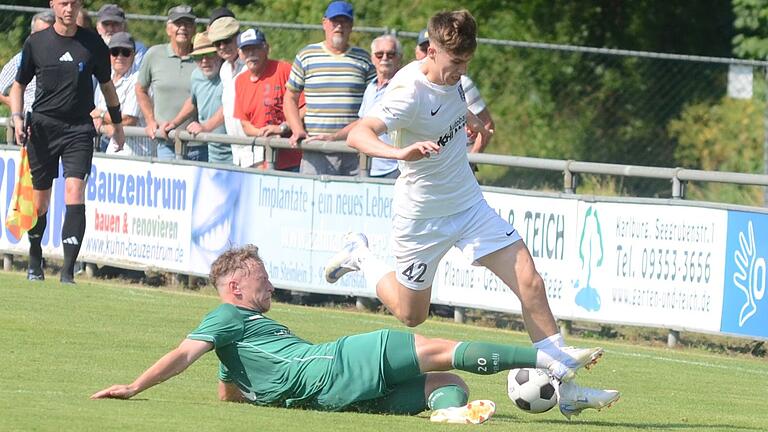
[233,28,302,171]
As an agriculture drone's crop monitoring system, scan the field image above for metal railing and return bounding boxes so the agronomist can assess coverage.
[3,116,767,200]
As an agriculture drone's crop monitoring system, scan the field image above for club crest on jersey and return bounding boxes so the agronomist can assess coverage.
[458,84,466,102]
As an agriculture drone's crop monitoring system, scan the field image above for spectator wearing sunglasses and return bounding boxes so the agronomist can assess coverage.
[362,35,403,178]
[166,31,239,164]
[135,4,201,160]
[95,4,147,74]
[91,32,151,156]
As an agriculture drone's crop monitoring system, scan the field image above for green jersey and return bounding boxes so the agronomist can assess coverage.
[187,304,392,411]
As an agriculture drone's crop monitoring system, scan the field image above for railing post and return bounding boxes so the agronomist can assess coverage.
[173,131,185,160]
[358,151,369,178]
[564,160,576,193]
[667,329,680,348]
[262,137,274,170]
[454,306,465,323]
[672,168,684,199]
[6,122,14,145]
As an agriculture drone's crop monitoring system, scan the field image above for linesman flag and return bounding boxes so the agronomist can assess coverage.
[5,113,37,241]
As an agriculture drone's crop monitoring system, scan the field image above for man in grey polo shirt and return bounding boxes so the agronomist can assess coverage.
[135,4,201,160]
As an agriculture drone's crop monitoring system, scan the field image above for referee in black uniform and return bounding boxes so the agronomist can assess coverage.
[10,0,125,283]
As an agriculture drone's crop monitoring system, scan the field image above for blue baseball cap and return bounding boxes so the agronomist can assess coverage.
[417,28,429,46]
[324,1,354,20]
[237,28,267,48]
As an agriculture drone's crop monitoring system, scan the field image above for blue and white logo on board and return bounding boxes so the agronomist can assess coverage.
[574,205,603,311]
[721,211,767,338]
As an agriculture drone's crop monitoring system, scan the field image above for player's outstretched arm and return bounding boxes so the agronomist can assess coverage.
[91,339,213,400]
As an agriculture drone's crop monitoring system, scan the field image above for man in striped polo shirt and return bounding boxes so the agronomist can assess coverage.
[284,1,375,176]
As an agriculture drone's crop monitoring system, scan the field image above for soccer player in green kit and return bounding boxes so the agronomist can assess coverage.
[92,245,617,423]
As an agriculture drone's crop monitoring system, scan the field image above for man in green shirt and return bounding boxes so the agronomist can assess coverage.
[92,245,619,423]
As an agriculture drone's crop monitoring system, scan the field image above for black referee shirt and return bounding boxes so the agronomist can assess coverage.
[15,26,111,122]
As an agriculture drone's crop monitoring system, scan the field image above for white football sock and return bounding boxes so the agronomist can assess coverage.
[534,349,557,369]
[533,333,565,349]
[533,333,567,366]
[354,247,391,294]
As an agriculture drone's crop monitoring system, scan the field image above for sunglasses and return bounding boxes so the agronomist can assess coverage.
[214,35,236,47]
[110,47,133,57]
[374,51,397,59]
[191,53,217,61]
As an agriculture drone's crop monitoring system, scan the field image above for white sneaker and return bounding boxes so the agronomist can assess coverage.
[547,346,604,382]
[430,400,496,424]
[557,381,620,420]
[324,233,369,283]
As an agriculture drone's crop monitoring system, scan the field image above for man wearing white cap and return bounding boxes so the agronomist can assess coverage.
[208,15,252,167]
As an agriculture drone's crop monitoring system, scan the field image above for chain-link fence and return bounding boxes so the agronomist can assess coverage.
[1,5,766,205]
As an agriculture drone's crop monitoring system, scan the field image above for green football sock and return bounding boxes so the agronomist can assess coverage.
[428,385,468,410]
[452,342,537,375]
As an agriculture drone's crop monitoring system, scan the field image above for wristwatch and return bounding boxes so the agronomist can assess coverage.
[279,122,290,136]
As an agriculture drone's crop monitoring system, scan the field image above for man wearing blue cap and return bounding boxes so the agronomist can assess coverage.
[284,1,375,176]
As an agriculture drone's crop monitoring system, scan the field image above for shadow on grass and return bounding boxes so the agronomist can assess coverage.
[492,414,761,430]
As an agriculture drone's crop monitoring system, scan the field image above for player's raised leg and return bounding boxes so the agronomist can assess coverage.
[325,232,434,327]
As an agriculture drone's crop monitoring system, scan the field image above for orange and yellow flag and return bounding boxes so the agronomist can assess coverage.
[5,145,37,241]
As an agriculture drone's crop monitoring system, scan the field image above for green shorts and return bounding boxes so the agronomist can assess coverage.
[312,329,428,415]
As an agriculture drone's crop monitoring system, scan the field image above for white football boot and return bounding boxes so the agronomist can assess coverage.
[324,233,369,283]
[557,380,620,420]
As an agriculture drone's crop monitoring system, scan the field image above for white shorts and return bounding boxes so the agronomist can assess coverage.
[391,199,522,290]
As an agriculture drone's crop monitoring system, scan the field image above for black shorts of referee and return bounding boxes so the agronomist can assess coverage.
[27,112,96,190]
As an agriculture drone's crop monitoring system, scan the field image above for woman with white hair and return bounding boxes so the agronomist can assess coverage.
[91,31,151,155]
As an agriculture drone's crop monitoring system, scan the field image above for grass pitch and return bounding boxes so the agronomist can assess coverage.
[0,272,765,432]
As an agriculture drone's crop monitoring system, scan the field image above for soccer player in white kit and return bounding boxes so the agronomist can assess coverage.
[325,10,609,391]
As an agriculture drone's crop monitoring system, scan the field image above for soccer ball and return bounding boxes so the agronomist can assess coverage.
[507,368,558,413]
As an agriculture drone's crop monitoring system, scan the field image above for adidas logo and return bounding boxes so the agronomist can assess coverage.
[59,52,73,62]
[62,236,79,245]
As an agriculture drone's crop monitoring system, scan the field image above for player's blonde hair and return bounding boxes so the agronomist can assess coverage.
[209,245,264,290]
[427,10,477,56]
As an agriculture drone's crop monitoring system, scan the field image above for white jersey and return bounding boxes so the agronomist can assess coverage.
[367,61,482,219]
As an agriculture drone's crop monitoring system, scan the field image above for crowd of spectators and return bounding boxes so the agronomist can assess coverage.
[1,1,494,175]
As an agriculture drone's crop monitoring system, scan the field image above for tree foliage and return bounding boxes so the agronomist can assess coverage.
[733,0,768,58]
